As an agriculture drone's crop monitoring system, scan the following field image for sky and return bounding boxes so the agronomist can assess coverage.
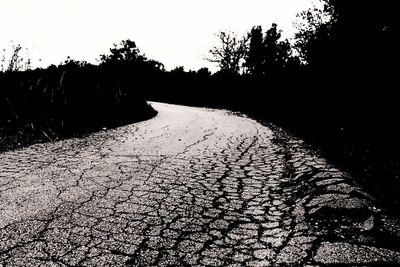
[1,0,316,71]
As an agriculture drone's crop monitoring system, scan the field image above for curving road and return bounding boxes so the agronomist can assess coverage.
[1,102,400,266]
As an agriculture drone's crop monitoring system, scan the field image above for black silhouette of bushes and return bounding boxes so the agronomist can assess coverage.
[0,45,158,151]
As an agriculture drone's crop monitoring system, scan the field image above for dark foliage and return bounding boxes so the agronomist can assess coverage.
[289,0,400,211]
[207,31,249,75]
[0,41,158,151]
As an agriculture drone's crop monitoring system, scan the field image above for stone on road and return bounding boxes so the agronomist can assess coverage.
[0,102,399,266]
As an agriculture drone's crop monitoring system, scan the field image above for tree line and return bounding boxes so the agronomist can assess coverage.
[0,40,161,150]
[207,23,293,77]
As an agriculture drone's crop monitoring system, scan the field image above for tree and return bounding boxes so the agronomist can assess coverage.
[99,39,164,73]
[207,31,248,75]
[292,0,400,145]
[295,0,398,73]
[171,66,185,73]
[244,24,292,77]
[263,24,291,76]
[100,39,146,64]
[294,3,332,65]
[244,26,264,76]
[197,67,211,78]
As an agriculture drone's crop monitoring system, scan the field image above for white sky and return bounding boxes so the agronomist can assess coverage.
[1,0,316,71]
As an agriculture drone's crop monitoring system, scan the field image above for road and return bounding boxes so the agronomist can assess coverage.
[1,102,400,266]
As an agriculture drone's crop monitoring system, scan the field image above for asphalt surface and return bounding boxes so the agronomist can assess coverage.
[1,102,400,266]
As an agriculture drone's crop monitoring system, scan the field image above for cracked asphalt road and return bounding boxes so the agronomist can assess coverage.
[1,102,400,266]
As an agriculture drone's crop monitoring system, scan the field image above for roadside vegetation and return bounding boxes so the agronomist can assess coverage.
[1,0,398,212]
[0,40,158,151]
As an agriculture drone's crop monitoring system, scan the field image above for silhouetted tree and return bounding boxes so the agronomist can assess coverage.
[244,24,292,78]
[207,31,248,75]
[100,39,146,64]
[197,68,211,78]
[296,0,398,80]
[244,26,264,77]
[263,24,291,78]
[294,3,332,65]
[294,0,399,116]
[171,66,185,73]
